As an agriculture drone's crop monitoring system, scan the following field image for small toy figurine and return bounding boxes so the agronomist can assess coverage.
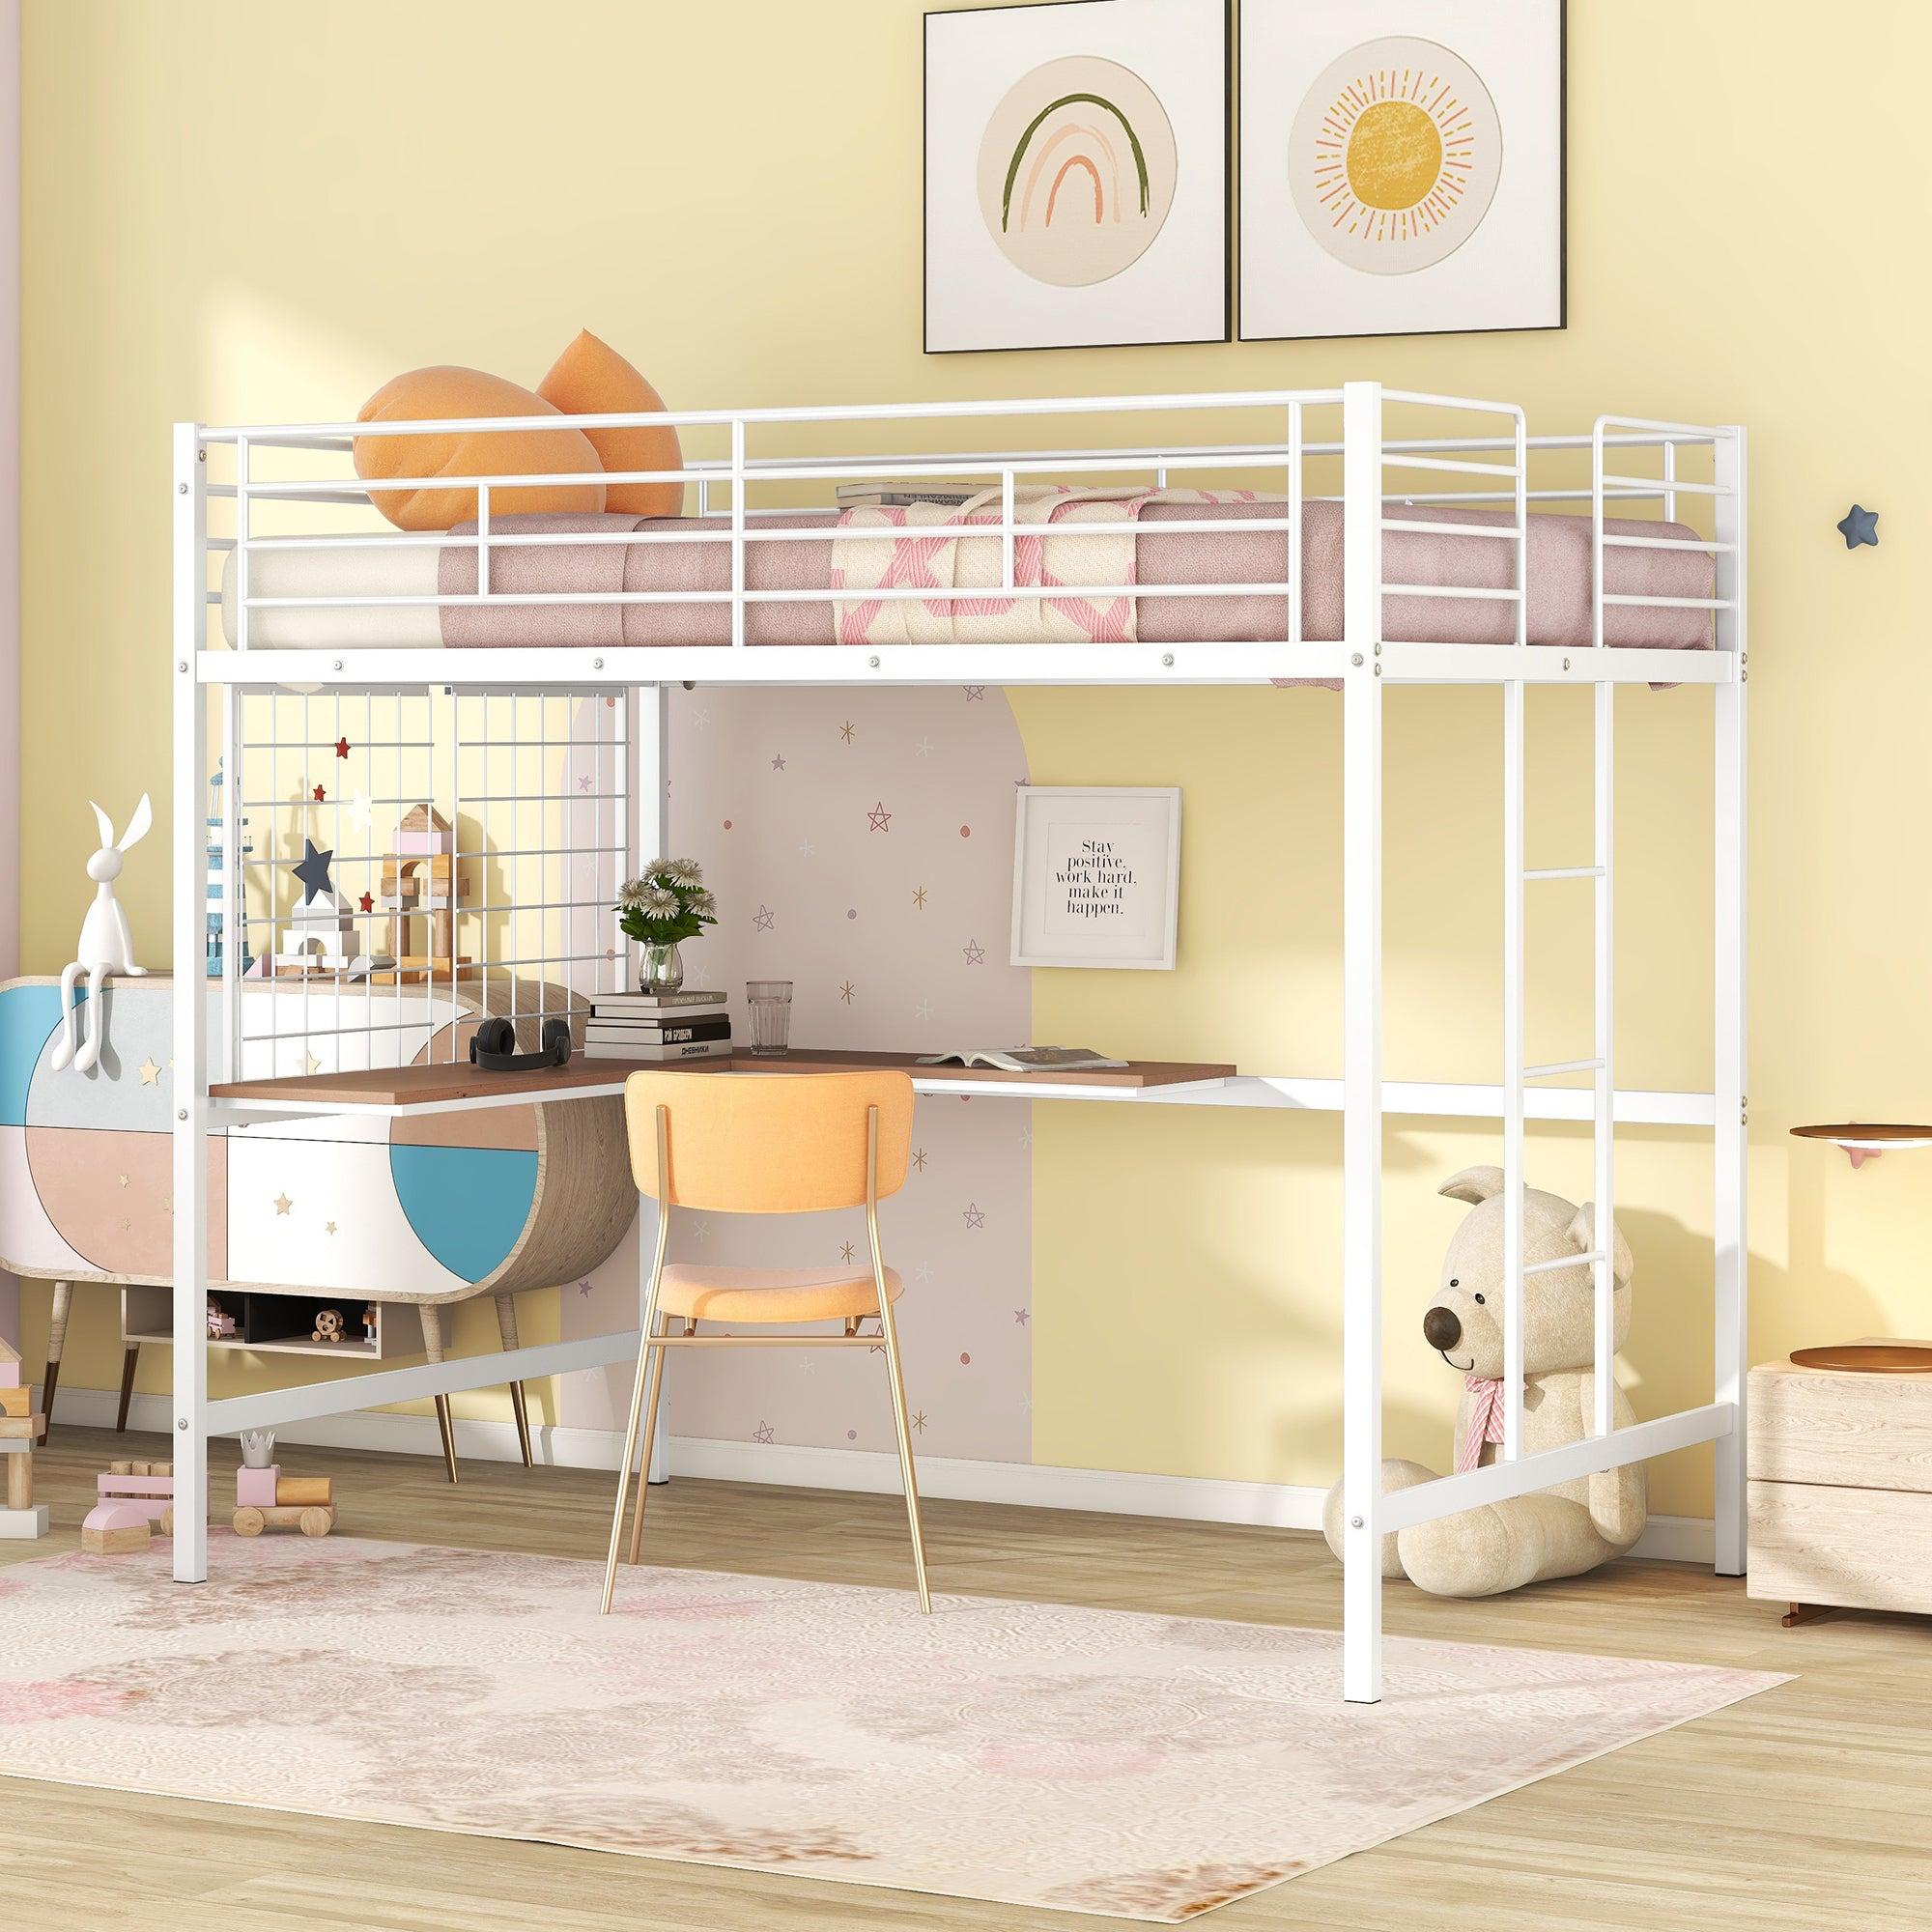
[51,795,153,1074]
[360,1305,379,1347]
[311,1308,346,1345]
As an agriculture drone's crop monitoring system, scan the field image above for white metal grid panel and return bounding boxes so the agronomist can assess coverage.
[228,685,629,1074]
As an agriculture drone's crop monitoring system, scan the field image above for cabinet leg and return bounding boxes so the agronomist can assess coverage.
[1781,1602,1837,1628]
[494,1293,533,1469]
[115,1344,140,1432]
[433,1395,459,1485]
[39,1278,72,1444]
[419,1304,458,1484]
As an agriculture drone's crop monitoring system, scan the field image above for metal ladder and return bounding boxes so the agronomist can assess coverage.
[1500,668,1618,1454]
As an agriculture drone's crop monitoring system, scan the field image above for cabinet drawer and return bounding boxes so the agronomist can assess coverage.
[1748,1365,1932,1492]
[1748,1479,1932,1613]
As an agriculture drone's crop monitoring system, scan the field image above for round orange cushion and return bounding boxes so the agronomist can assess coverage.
[536,329,683,518]
[353,365,606,532]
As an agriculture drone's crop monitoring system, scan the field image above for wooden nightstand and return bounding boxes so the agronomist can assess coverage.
[1748,1344,1932,1624]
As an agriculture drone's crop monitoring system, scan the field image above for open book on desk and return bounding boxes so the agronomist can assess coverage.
[915,1046,1128,1073]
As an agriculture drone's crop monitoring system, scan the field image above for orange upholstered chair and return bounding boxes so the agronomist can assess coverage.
[600,1069,928,1614]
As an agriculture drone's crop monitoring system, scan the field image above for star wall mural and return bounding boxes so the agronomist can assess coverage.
[555,684,1034,1467]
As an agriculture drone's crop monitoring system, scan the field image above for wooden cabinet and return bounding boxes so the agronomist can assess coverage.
[1748,1350,1932,1619]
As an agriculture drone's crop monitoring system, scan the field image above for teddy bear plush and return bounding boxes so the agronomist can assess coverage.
[1321,1164,1646,1597]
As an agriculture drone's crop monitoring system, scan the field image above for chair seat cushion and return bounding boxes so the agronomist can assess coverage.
[656,1263,903,1325]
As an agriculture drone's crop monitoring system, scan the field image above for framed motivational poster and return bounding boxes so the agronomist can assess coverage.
[1010,786,1181,970]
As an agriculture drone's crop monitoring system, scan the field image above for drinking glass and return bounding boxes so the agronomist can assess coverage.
[747,980,793,1057]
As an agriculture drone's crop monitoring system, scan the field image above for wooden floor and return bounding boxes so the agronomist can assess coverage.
[1,1426,1926,1931]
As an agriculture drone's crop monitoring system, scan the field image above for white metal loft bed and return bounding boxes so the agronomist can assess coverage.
[170,382,1747,1704]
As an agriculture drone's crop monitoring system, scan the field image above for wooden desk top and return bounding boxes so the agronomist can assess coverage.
[211,1048,1238,1111]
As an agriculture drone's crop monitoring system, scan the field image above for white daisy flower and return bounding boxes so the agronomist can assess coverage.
[665,858,704,888]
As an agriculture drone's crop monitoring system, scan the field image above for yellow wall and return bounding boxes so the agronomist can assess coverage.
[19,1,1932,1516]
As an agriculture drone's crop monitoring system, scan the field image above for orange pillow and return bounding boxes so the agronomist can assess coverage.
[536,330,683,517]
[354,365,607,532]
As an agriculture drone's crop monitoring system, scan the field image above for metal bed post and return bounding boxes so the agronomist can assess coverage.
[1713,426,1748,1575]
[1504,404,1529,1461]
[1340,381,1384,1705]
[171,422,210,1583]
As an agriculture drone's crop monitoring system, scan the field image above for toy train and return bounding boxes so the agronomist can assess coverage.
[83,1460,338,1549]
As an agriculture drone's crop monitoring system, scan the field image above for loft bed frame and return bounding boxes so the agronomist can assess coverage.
[169,382,1747,1704]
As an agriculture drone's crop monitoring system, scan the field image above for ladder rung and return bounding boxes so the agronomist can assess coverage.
[1523,1058,1605,1079]
[1522,1249,1605,1276]
[1522,866,1605,880]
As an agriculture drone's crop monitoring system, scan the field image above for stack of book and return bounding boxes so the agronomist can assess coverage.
[834,482,980,510]
[584,988,732,1062]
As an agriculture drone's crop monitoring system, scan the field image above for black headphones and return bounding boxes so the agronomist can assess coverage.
[469,1014,573,1073]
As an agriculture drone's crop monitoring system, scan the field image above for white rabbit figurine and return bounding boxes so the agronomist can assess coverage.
[51,795,153,1074]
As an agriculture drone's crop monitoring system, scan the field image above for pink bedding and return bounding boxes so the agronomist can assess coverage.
[215,498,1648,652]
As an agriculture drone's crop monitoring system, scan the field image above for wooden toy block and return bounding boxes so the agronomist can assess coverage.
[0,1415,45,1439]
[275,1475,332,1507]
[394,802,453,857]
[0,1505,49,1540]
[236,1463,280,1508]
[368,955,478,986]
[81,1502,152,1554]
[7,1453,31,1511]
[98,1463,175,1522]
[0,1385,29,1418]
[0,1356,20,1387]
[234,1503,334,1537]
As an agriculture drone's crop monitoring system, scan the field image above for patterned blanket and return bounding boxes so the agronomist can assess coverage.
[831,486,1245,646]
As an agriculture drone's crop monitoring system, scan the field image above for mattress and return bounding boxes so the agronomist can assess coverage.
[219,498,1716,653]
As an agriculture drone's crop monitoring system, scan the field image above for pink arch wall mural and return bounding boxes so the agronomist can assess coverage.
[558,685,1035,1465]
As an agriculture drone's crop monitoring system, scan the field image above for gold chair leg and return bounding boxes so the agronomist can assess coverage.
[874,1284,930,1613]
[626,1315,669,1566]
[866,1105,929,1613]
[602,1109,672,1615]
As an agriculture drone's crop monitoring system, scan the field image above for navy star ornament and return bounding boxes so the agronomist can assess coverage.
[1836,504,1879,550]
[292,838,335,904]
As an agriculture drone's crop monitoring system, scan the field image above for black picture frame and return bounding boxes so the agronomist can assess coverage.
[1234,0,1567,345]
[923,0,1235,355]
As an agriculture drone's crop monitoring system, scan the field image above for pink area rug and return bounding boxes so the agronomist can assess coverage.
[0,1539,1785,1922]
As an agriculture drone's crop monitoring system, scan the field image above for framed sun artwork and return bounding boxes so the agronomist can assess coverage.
[924,0,1231,355]
[1238,0,1565,342]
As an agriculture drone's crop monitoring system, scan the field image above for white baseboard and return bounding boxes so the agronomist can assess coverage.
[54,1387,1715,1566]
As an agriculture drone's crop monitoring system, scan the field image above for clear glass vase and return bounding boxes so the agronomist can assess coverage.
[638,940,685,993]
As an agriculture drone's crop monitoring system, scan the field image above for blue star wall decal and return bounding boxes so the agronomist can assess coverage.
[292,838,335,904]
[1836,503,1880,550]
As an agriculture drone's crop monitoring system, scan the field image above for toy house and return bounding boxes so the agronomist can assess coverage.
[377,803,476,984]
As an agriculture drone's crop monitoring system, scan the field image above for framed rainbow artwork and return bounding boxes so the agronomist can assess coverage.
[1238,0,1565,342]
[924,0,1230,355]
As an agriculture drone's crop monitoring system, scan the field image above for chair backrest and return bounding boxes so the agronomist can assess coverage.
[623,1069,916,1214]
